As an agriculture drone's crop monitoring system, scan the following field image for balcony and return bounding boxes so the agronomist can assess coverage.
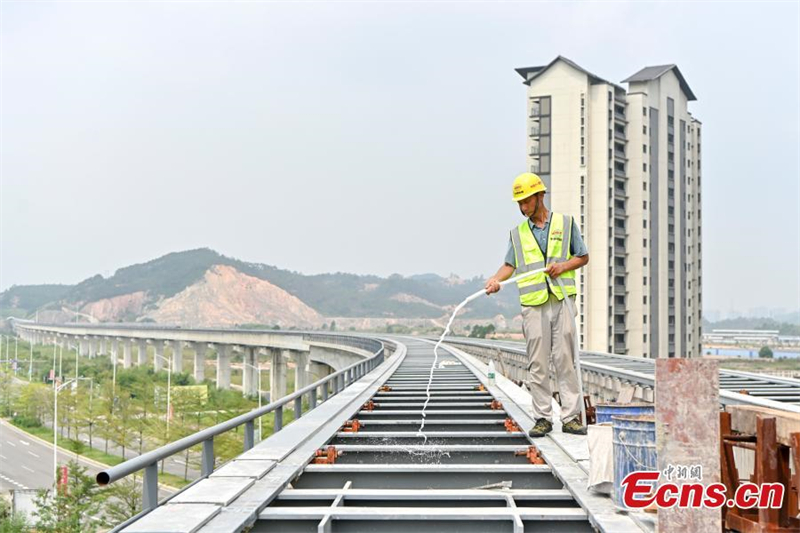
[529,105,541,117]
[614,130,626,141]
[614,245,626,256]
[614,150,627,161]
[614,110,627,123]
[530,126,541,137]
[614,167,626,179]
[614,284,627,296]
[529,145,540,156]
[614,303,626,315]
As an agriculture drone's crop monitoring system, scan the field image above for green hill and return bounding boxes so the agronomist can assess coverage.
[1,248,519,320]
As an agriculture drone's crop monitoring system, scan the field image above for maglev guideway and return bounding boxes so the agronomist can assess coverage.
[118,336,642,533]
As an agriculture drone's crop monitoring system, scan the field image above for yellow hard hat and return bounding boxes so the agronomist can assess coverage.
[512,172,546,202]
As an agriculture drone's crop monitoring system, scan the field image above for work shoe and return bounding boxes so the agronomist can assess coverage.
[528,418,553,438]
[562,418,587,435]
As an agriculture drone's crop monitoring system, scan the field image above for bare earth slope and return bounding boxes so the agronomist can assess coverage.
[146,265,323,328]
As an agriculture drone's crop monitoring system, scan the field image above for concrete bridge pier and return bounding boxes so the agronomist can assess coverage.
[294,350,311,392]
[88,337,98,359]
[154,341,165,372]
[270,349,288,401]
[242,347,259,397]
[193,342,207,383]
[98,338,107,356]
[79,338,89,357]
[309,361,332,383]
[171,341,183,374]
[216,344,231,390]
[122,339,133,369]
[137,340,148,367]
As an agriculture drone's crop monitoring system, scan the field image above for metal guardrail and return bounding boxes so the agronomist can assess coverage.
[441,337,800,415]
[95,334,387,514]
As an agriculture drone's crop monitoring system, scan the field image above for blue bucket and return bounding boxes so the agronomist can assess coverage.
[612,415,657,509]
[596,403,654,424]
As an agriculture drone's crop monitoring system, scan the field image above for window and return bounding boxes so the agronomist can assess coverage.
[643,107,647,116]
[643,163,647,172]
[643,277,647,285]
[643,144,647,153]
[643,125,647,134]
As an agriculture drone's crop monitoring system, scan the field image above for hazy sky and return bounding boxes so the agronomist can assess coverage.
[2,1,799,315]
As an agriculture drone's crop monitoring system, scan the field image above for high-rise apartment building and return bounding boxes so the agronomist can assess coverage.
[516,56,702,358]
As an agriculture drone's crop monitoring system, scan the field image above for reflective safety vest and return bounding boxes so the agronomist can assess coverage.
[510,213,577,306]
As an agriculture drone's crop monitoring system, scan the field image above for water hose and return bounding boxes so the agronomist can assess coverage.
[417,267,588,442]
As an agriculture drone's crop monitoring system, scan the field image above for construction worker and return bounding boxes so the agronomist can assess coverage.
[485,173,589,437]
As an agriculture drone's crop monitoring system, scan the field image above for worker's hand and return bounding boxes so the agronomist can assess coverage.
[545,262,567,279]
[485,278,501,295]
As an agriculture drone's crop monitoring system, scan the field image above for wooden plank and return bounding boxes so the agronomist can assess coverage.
[656,359,722,533]
[728,405,800,447]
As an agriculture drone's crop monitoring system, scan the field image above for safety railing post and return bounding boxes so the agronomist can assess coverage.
[143,462,158,512]
[294,396,302,419]
[322,381,329,402]
[275,405,283,432]
[201,438,214,477]
[310,386,317,409]
[244,420,255,451]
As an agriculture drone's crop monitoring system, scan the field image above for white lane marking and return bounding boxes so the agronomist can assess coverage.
[5,441,15,447]
[28,451,39,458]
[0,454,6,460]
[21,465,34,473]
[19,440,30,446]
[0,473,28,490]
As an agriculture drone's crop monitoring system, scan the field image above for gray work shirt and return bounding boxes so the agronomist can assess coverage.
[504,212,588,268]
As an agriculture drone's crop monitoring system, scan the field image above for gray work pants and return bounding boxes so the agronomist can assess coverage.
[521,295,582,422]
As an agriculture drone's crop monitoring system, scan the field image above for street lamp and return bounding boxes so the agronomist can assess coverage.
[52,376,94,485]
[153,352,172,437]
[242,362,265,442]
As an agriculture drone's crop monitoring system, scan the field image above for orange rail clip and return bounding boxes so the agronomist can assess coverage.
[488,400,503,410]
[380,386,392,392]
[515,446,546,465]
[504,418,522,433]
[476,384,487,392]
[312,447,338,464]
[342,420,360,433]
[362,400,376,411]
